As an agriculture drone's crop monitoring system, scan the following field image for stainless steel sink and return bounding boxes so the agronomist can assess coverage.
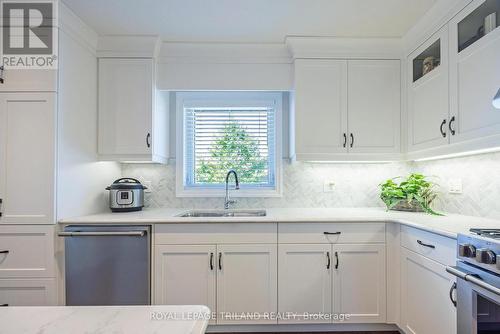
[177,209,267,218]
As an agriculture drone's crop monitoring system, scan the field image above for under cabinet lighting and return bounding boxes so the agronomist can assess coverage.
[305,161,393,164]
[414,147,500,162]
[493,88,500,109]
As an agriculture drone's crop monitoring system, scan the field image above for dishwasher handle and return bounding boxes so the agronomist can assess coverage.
[58,231,146,237]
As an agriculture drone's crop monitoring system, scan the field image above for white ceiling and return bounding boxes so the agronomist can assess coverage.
[63,0,437,43]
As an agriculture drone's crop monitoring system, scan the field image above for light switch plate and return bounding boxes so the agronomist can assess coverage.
[323,180,335,192]
[448,178,463,194]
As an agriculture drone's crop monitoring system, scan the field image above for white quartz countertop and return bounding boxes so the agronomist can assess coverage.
[0,305,210,334]
[58,207,500,239]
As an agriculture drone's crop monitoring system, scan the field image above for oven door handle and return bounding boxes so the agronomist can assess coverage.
[446,266,500,296]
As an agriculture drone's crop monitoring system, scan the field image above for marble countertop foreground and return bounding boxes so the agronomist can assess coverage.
[59,207,500,239]
[0,305,210,334]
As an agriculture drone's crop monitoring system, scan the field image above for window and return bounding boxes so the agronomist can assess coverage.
[176,92,282,197]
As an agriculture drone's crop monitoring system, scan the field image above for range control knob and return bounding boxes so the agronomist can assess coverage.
[476,249,497,264]
[459,244,476,258]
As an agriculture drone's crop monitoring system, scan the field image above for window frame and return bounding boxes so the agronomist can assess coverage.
[175,91,283,198]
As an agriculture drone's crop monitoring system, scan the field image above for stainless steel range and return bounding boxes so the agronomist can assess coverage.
[446,228,500,334]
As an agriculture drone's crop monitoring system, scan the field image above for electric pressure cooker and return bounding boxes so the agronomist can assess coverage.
[105,178,147,212]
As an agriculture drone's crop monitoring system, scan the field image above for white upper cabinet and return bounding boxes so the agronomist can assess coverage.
[294,59,348,160]
[98,58,168,163]
[0,93,55,224]
[449,0,500,143]
[348,60,401,154]
[293,58,401,161]
[407,27,450,152]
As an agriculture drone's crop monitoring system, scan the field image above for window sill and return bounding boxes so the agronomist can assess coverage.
[175,187,282,198]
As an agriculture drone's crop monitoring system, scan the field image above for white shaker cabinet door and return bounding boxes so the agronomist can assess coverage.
[154,245,216,322]
[407,27,450,152]
[333,244,386,323]
[449,1,500,144]
[0,279,56,306]
[401,248,456,334]
[347,60,401,154]
[294,59,348,160]
[0,93,55,224]
[278,244,332,323]
[98,58,153,156]
[216,244,277,325]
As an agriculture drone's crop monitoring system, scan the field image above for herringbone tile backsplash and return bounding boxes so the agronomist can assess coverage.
[122,151,500,220]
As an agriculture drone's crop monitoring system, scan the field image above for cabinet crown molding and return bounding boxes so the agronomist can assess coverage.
[97,35,161,58]
[286,36,402,59]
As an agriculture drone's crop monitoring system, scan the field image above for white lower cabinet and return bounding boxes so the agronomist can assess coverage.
[334,244,386,323]
[0,279,56,306]
[217,244,277,325]
[400,247,456,334]
[154,245,216,322]
[154,242,277,325]
[278,243,386,324]
[278,244,332,323]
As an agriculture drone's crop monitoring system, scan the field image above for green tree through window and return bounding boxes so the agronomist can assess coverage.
[195,122,268,184]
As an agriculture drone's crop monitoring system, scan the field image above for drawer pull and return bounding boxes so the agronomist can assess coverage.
[334,251,339,269]
[218,252,222,271]
[417,239,435,249]
[326,251,331,269]
[209,252,214,271]
[0,250,9,254]
[324,231,341,235]
[0,304,8,307]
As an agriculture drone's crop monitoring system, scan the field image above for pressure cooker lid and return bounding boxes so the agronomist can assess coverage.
[106,178,147,190]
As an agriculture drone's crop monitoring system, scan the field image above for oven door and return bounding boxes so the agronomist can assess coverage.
[447,262,500,334]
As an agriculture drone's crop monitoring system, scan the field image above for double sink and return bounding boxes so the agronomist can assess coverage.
[178,209,267,218]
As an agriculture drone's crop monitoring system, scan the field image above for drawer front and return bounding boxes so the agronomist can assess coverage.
[0,225,55,278]
[154,223,277,244]
[0,278,56,306]
[0,69,57,92]
[400,225,455,265]
[278,223,386,244]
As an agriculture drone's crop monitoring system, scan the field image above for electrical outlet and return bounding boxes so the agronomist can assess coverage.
[143,180,152,193]
[323,180,335,192]
[448,178,463,194]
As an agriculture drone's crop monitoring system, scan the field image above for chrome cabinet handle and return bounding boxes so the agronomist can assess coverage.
[218,252,222,270]
[440,119,447,138]
[58,231,146,237]
[417,239,435,249]
[446,266,500,296]
[334,251,339,269]
[350,133,354,148]
[146,133,151,148]
[0,250,9,254]
[209,252,214,271]
[326,251,331,269]
[449,282,457,307]
[449,116,456,136]
[324,231,341,235]
[342,133,347,148]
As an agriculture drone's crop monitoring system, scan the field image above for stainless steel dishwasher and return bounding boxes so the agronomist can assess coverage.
[59,225,151,306]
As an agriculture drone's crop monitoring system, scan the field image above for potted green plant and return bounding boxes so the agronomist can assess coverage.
[380,173,442,215]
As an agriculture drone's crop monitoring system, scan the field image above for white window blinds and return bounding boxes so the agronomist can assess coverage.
[184,107,276,188]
